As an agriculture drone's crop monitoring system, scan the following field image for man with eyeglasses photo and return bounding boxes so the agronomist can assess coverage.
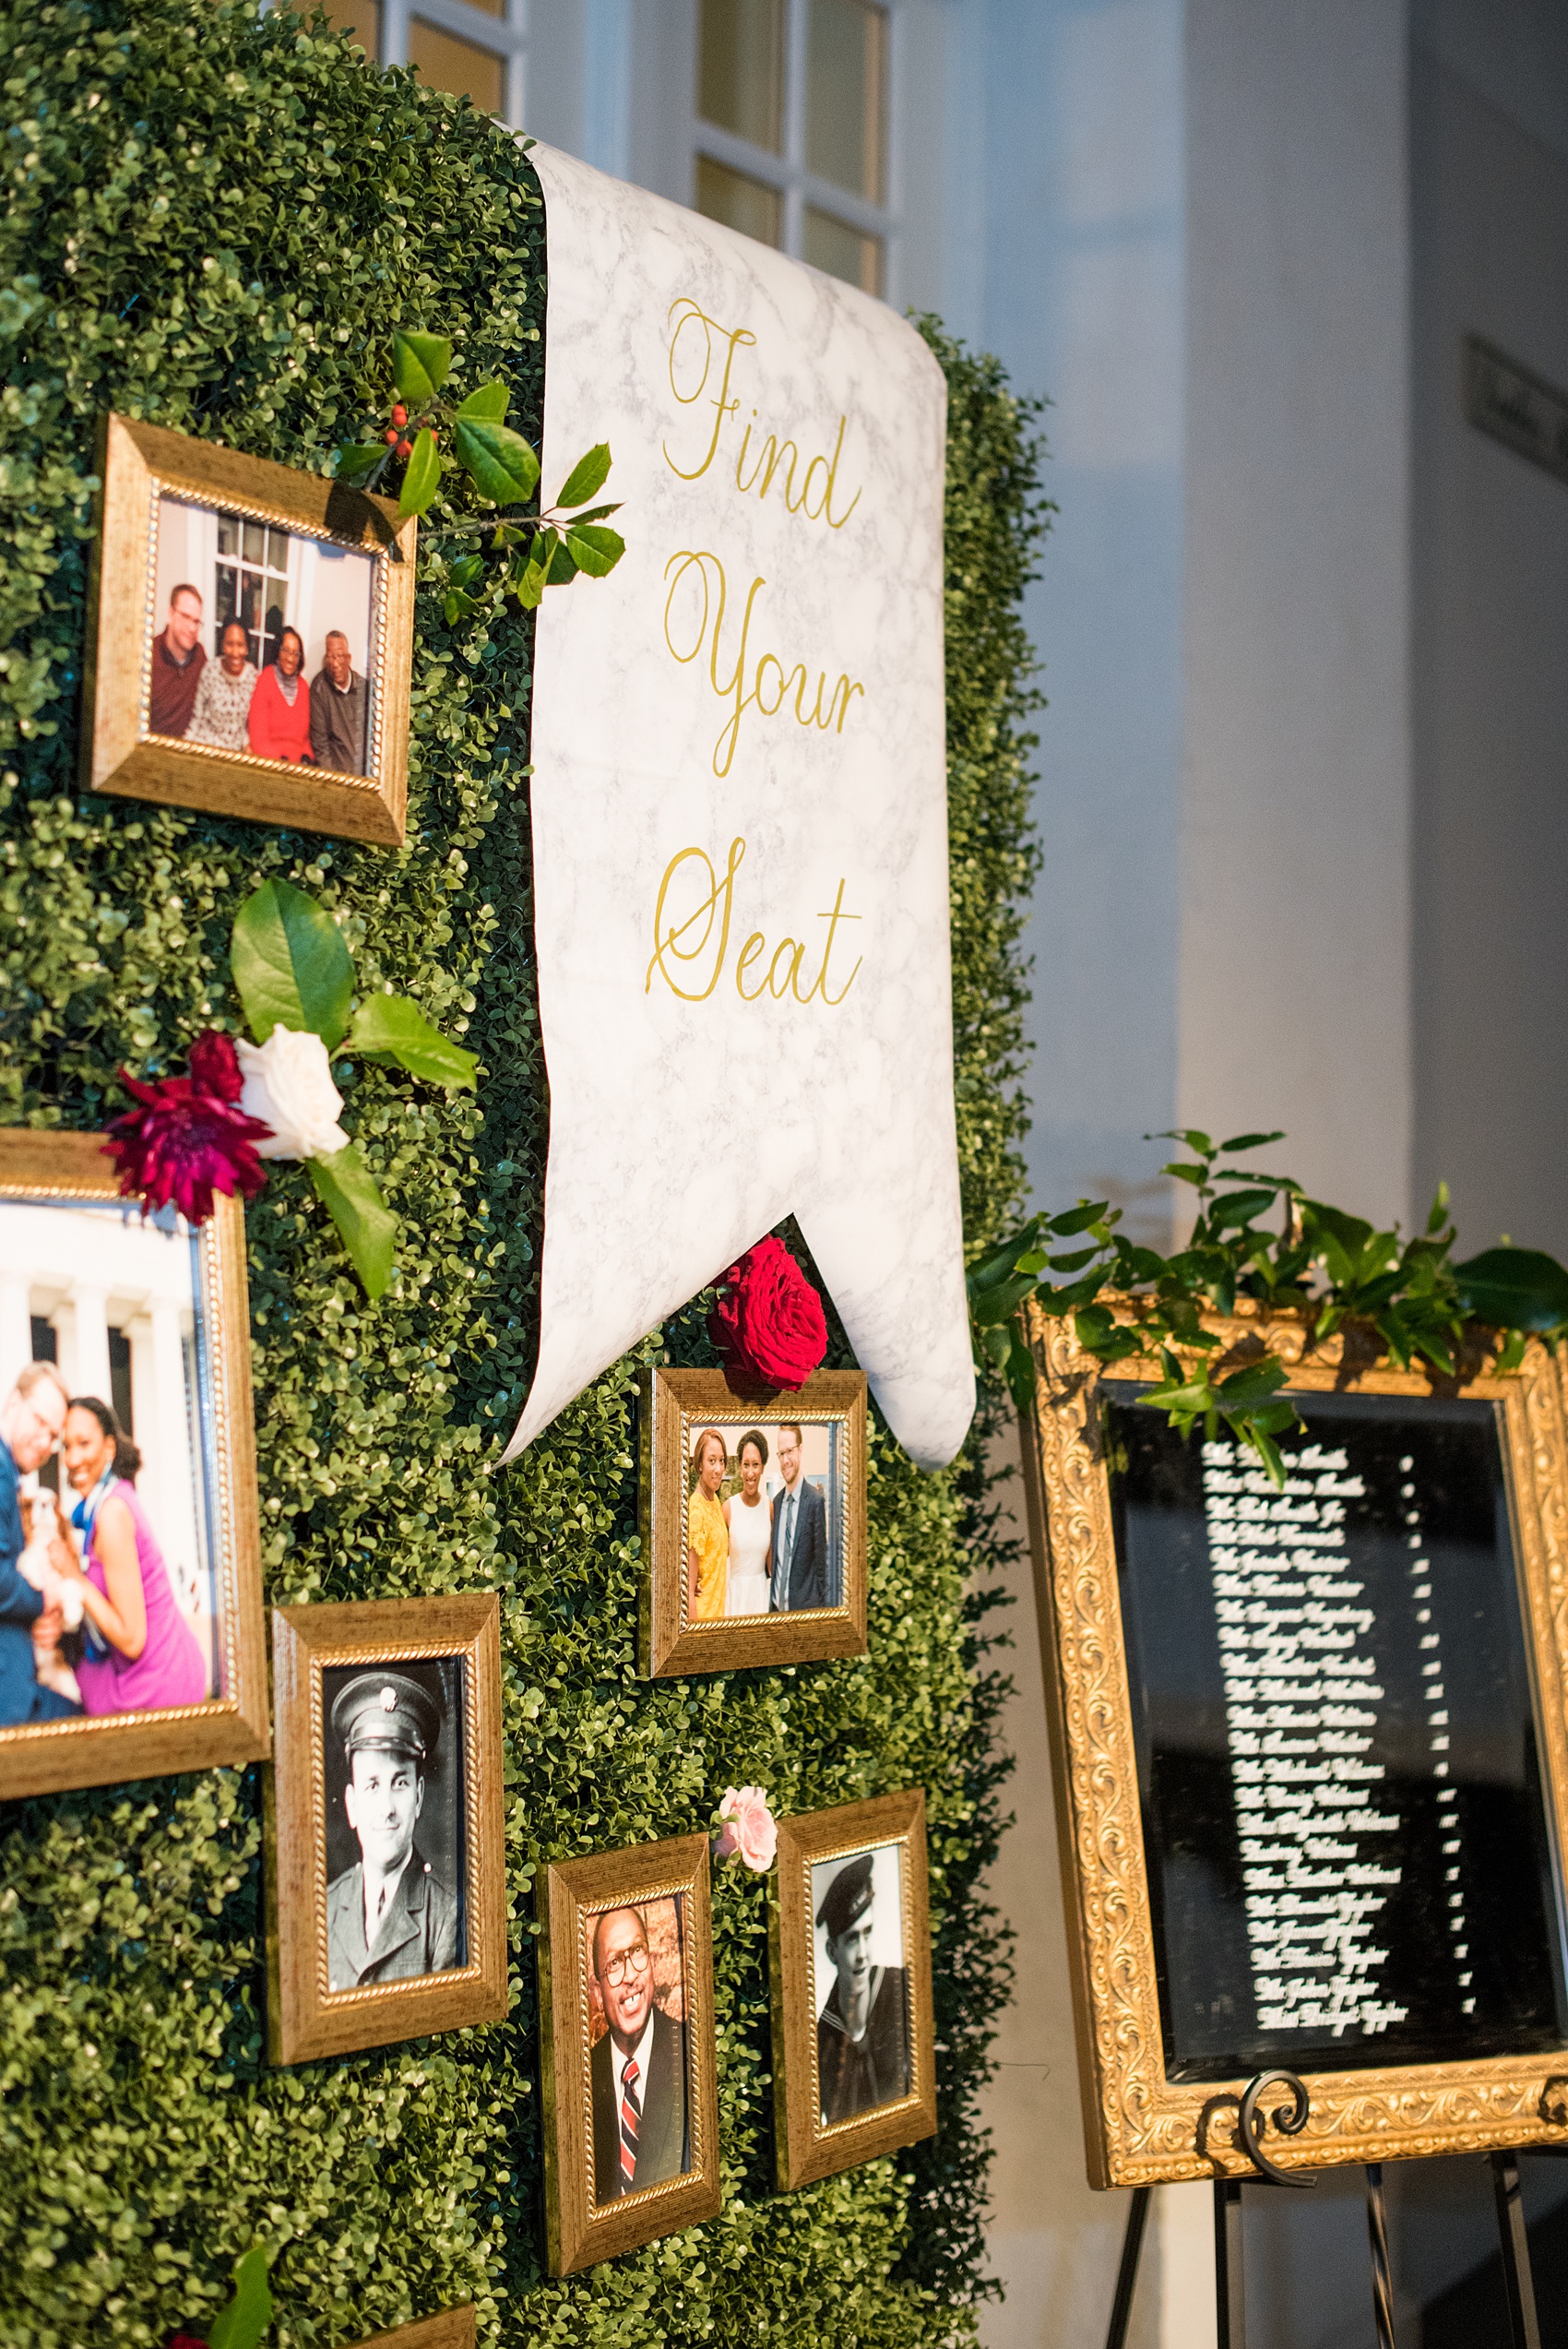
[0,1361,74,1725]
[588,1903,690,2202]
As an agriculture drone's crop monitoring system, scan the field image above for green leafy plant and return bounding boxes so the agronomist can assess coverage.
[231,877,478,1299]
[203,2248,274,2349]
[969,1128,1568,1484]
[336,327,624,610]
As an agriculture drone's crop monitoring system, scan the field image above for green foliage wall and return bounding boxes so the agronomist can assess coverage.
[0,6,1051,2343]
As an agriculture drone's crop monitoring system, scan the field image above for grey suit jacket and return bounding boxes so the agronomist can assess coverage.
[768,1477,829,1611]
[326,1844,461,1990]
[591,2002,689,2202]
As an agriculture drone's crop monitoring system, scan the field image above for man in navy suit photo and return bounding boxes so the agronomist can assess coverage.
[767,1421,830,1612]
[0,1362,72,1725]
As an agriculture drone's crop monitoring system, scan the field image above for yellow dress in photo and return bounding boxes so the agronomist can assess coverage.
[688,1483,729,1621]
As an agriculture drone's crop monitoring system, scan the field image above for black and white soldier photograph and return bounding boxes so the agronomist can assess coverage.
[320,1658,466,1992]
[812,1843,911,2127]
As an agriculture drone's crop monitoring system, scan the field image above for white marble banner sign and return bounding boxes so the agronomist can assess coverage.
[502,143,973,1473]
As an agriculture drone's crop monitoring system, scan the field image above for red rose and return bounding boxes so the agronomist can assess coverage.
[166,2334,208,2349]
[708,1236,827,1390]
[103,1030,273,1226]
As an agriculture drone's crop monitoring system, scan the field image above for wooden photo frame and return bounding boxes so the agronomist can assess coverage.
[267,1593,507,2064]
[83,412,416,844]
[539,1833,720,2274]
[638,1367,867,1676]
[769,1790,937,2188]
[347,2311,474,2349]
[1019,1297,1568,2186]
[0,1129,268,1796]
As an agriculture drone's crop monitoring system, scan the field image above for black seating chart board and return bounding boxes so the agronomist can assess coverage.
[1106,1384,1568,2082]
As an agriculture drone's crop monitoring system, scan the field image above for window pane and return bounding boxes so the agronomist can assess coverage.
[217,515,237,557]
[698,0,783,152]
[407,19,505,113]
[315,0,383,56]
[807,0,886,202]
[803,206,883,295]
[267,527,290,576]
[242,520,265,566]
[696,155,783,250]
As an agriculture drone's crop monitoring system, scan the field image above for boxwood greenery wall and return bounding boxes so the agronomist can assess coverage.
[0,4,1051,2343]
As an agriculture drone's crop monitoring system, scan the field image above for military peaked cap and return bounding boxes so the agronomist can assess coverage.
[332,1669,443,1765]
[816,1848,876,1942]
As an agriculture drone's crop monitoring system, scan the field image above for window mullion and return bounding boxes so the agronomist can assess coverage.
[782,0,808,257]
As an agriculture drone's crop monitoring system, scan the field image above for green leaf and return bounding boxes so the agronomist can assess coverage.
[398,426,441,520]
[449,553,485,590]
[207,2247,273,2349]
[1148,1127,1213,1156]
[1426,1180,1452,1235]
[452,415,540,506]
[556,442,612,508]
[563,522,624,578]
[1163,1162,1208,1188]
[1048,1200,1110,1237]
[1218,1130,1286,1155]
[454,377,509,423]
[970,1271,1038,1329]
[308,1147,397,1300]
[392,328,452,403]
[443,589,481,625]
[1038,1268,1107,1315]
[347,995,479,1091]
[1207,1186,1279,1234]
[546,535,579,584]
[1213,1357,1290,1412]
[1004,1330,1038,1418]
[231,878,354,1047]
[968,1220,1044,1293]
[560,501,623,526]
[1454,1246,1568,1334]
[335,440,385,482]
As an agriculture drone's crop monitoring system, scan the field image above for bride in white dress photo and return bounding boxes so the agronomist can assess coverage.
[724,1430,775,1618]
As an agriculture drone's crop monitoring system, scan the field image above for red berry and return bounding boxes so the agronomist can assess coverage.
[391,403,407,427]
[397,438,413,459]
[384,426,398,446]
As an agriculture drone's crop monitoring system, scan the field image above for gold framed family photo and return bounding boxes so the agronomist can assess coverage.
[638,1367,868,1676]
[266,1593,507,2064]
[769,1790,937,2188]
[539,1833,720,2274]
[0,1129,268,1797]
[83,413,416,844]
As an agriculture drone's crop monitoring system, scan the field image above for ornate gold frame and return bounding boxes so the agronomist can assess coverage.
[1017,1295,1568,2186]
[348,2312,474,2349]
[638,1366,868,1676]
[539,1833,720,2274]
[769,1790,937,2188]
[83,413,416,844]
[0,1129,268,1795]
[266,1594,507,2064]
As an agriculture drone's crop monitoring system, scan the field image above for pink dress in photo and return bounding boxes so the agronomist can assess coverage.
[75,1481,208,1715]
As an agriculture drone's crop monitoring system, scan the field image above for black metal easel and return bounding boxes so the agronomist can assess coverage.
[1100,2074,1549,2349]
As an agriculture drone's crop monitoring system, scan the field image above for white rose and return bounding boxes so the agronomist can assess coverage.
[236,1025,351,1161]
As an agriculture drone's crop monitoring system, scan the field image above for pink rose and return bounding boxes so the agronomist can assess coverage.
[712,1785,778,1872]
[708,1236,827,1391]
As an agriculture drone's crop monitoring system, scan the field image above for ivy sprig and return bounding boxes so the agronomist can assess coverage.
[969,1128,1568,1485]
[335,327,625,610]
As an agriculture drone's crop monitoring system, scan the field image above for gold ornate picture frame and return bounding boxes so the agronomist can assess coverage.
[1017,1296,1568,2187]
[638,1366,867,1676]
[266,1593,506,2064]
[769,1789,937,2188]
[0,1129,268,1796]
[83,412,416,844]
[347,2311,475,2349]
[539,1833,720,2274]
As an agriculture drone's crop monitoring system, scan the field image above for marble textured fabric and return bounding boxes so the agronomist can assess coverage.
[504,143,973,1473]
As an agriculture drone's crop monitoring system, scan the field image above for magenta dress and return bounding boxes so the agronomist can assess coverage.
[76,1481,208,1715]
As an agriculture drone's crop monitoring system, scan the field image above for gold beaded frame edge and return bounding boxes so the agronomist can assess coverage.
[1016,1294,1568,2187]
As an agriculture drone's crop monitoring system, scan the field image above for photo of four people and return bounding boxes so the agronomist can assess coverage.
[685,1419,840,1624]
[147,493,376,777]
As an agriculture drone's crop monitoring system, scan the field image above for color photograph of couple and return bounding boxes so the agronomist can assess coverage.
[684,1418,842,1624]
[147,492,378,778]
[0,1197,227,1732]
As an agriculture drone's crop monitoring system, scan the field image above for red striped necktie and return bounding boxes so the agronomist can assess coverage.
[620,2054,641,2191]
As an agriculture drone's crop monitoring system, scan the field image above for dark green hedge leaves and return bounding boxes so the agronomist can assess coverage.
[0,6,1049,2344]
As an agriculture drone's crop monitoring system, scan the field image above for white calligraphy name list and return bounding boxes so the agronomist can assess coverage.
[1204,1437,1475,2043]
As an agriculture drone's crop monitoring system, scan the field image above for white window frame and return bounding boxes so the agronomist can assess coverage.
[367,0,529,128]
[691,0,903,302]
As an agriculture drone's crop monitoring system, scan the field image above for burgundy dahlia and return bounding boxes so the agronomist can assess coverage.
[708,1235,828,1390]
[104,1031,272,1225]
